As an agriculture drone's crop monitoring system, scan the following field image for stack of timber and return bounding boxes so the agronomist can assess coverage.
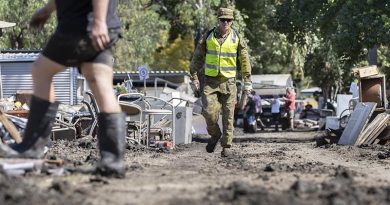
[355,113,390,145]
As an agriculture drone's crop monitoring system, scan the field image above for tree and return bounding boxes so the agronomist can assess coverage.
[304,44,343,104]
[151,34,194,71]
[270,0,390,98]
[114,0,171,71]
[237,0,296,75]
[0,0,55,49]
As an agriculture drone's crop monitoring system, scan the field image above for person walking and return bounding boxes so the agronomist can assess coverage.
[245,90,265,132]
[271,95,281,131]
[0,0,126,178]
[190,7,252,157]
[283,87,296,131]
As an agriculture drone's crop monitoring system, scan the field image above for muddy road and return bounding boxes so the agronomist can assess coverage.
[2,129,390,205]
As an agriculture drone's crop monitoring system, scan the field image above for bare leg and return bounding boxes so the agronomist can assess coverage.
[80,62,120,113]
[0,55,65,158]
[32,55,66,101]
[80,62,125,178]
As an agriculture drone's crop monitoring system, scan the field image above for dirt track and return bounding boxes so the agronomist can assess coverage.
[2,129,390,205]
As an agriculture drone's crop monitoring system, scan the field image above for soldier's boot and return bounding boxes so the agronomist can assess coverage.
[206,134,222,153]
[221,147,232,157]
[95,112,126,178]
[0,96,59,158]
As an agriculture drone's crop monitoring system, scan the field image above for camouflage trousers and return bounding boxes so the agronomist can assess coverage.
[201,76,237,148]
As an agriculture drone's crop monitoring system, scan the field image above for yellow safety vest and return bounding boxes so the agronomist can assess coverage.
[205,29,239,78]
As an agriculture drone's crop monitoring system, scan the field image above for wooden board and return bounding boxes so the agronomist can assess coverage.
[352,65,378,78]
[338,102,377,145]
[0,110,21,143]
[355,113,389,145]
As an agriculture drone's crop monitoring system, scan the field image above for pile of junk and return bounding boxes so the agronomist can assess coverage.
[318,65,390,146]
[0,88,194,150]
[0,91,105,145]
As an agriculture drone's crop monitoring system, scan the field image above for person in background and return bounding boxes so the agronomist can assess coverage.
[0,0,126,178]
[190,7,252,157]
[283,87,296,131]
[271,95,281,131]
[245,90,265,132]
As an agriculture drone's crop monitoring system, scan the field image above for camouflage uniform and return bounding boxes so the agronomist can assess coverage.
[190,25,252,148]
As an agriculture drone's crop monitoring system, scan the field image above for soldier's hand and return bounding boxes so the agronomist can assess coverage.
[192,79,200,90]
[190,79,201,97]
[243,81,253,93]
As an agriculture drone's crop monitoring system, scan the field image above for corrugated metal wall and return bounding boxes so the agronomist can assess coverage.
[0,62,79,105]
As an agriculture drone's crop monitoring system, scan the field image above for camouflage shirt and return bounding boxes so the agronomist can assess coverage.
[190,27,251,83]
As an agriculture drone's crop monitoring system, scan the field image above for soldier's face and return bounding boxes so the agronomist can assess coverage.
[218,18,232,32]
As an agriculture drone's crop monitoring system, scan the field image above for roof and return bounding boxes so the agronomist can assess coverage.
[113,70,190,83]
[0,52,39,62]
[301,87,322,93]
[251,74,293,88]
[0,21,15,29]
[114,70,190,76]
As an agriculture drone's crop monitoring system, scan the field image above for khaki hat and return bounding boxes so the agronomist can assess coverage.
[0,21,15,29]
[217,8,234,19]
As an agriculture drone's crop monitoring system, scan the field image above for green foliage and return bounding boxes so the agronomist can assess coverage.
[152,34,194,71]
[270,0,390,97]
[0,0,56,49]
[237,0,295,75]
[114,1,171,71]
[304,43,343,101]
[3,0,390,97]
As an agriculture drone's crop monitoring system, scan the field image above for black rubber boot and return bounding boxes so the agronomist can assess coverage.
[95,112,126,178]
[0,96,59,158]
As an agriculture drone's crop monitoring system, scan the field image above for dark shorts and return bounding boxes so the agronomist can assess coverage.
[42,29,121,67]
[287,109,295,119]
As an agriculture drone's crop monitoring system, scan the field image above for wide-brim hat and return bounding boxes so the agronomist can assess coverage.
[0,21,16,29]
[217,8,234,19]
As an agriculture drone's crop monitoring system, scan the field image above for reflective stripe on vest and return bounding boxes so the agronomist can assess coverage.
[205,30,239,78]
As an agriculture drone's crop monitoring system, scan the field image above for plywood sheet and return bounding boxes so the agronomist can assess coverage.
[338,102,377,145]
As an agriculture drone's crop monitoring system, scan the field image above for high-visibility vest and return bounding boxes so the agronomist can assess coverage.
[205,29,239,78]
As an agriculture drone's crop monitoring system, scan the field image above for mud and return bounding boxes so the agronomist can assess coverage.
[2,129,390,205]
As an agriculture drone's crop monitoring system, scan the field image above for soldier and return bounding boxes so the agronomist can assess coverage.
[0,0,126,178]
[190,7,252,157]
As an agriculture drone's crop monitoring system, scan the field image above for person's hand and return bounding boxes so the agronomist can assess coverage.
[29,8,51,30]
[192,79,200,90]
[190,79,200,97]
[90,19,110,51]
[243,81,252,94]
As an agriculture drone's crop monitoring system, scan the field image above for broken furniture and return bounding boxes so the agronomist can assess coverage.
[118,93,147,145]
[52,91,99,140]
[118,93,175,148]
[359,73,386,111]
[323,65,390,146]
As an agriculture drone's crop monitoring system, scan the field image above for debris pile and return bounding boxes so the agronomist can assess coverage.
[320,65,390,146]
